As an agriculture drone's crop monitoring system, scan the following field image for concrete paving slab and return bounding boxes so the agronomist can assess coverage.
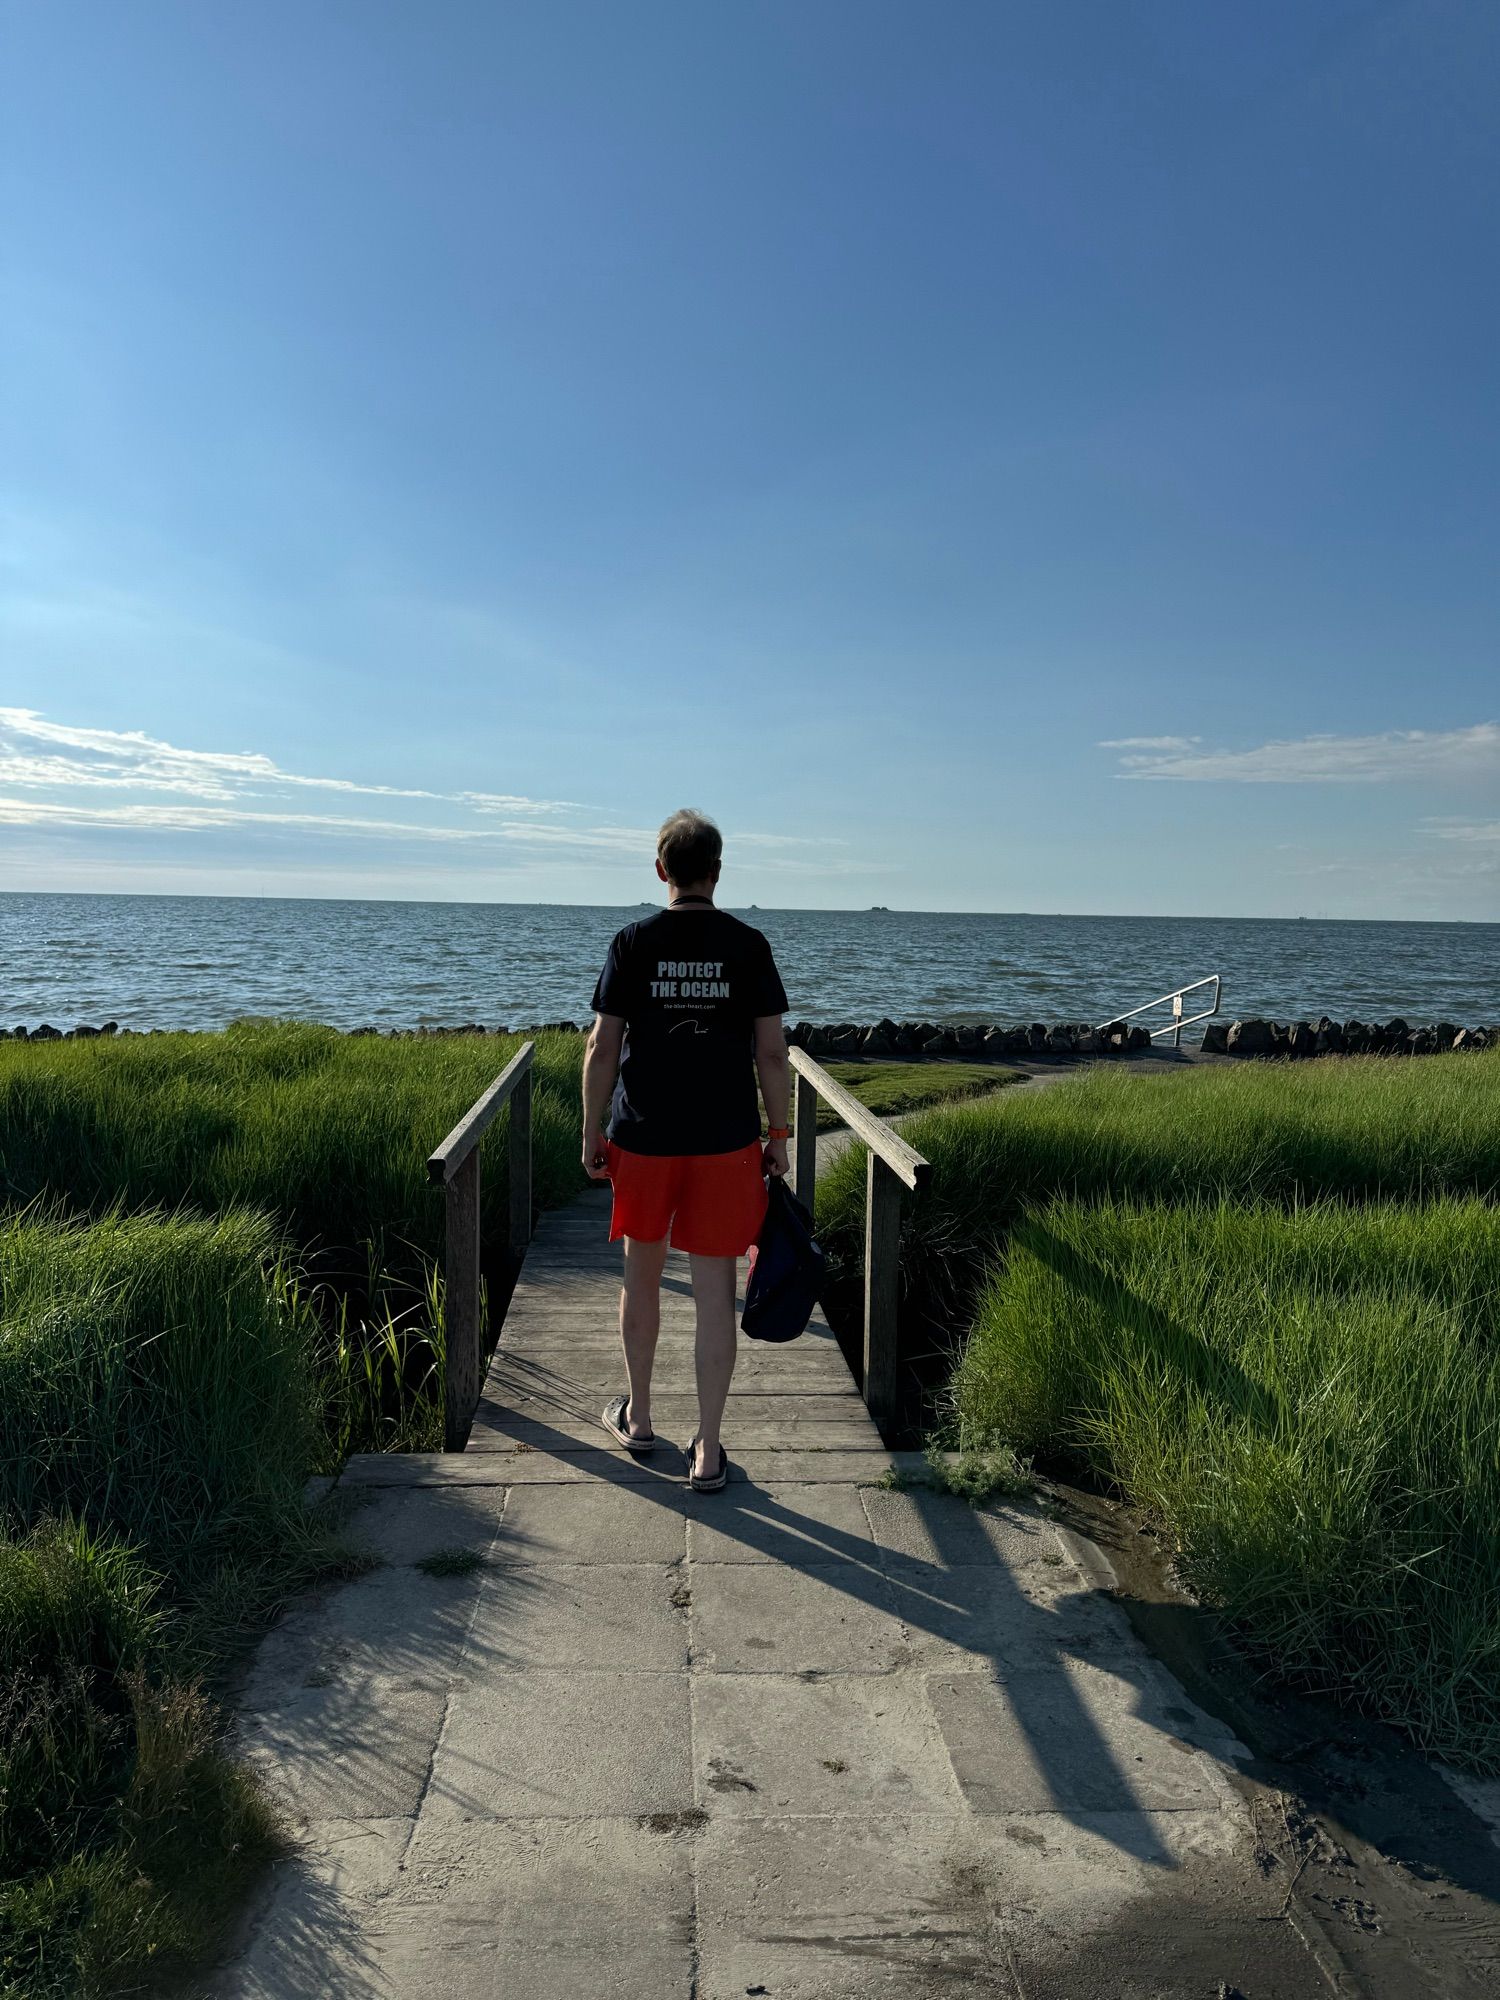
[462,1562,688,1671]
[421,1671,694,1821]
[927,1663,1236,1813]
[889,1564,1138,1670]
[693,1670,961,1814]
[238,1670,450,1821]
[694,1812,1022,1998]
[861,1487,1060,1572]
[240,1566,482,1692]
[207,1817,412,2000]
[343,1487,510,1567]
[401,1818,694,1999]
[686,1482,880,1565]
[341,1449,686,1487]
[489,1481,688,1565]
[689,1559,912,1674]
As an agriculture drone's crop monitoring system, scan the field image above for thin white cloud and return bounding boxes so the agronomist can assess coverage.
[460,791,581,816]
[1423,818,1500,844]
[0,797,510,840]
[0,707,851,873]
[1097,735,1201,753]
[0,708,572,814]
[1103,723,1500,783]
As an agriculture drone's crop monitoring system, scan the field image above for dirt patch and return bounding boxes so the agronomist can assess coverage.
[638,1807,709,1835]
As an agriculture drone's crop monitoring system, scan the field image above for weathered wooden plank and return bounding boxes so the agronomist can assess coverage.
[443,1147,483,1452]
[428,1041,534,1186]
[507,1065,533,1250]
[862,1152,903,1437]
[793,1068,819,1205]
[788,1047,930,1190]
[342,1446,894,1488]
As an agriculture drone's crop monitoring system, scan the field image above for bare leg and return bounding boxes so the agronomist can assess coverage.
[619,1235,669,1439]
[689,1252,738,1478]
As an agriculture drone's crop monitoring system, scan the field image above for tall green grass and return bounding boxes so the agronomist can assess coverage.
[954,1197,1500,1770]
[0,1021,584,1281]
[0,1023,587,1455]
[0,1210,336,1996]
[0,1519,282,1998]
[817,1049,1500,1356]
[0,1206,315,1610]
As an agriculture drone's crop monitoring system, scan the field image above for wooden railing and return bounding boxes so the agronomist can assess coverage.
[787,1045,931,1436]
[427,1041,534,1451]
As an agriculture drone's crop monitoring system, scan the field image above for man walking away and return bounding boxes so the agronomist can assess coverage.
[582,809,791,1491]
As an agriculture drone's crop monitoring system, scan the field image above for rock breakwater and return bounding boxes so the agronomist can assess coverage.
[3,1014,1494,1057]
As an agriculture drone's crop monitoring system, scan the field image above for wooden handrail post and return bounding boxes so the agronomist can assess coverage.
[793,1066,818,1206]
[508,1065,533,1253]
[863,1152,902,1434]
[444,1146,483,1452]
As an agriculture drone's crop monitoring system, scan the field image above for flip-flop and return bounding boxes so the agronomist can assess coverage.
[687,1435,729,1493]
[602,1394,655,1454]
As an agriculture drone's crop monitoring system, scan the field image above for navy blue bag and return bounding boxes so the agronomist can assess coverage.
[741,1179,826,1342]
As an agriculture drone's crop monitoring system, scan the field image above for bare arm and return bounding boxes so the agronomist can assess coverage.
[754,1013,791,1178]
[582,1013,625,1178]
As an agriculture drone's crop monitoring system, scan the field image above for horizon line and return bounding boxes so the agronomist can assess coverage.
[0,887,1493,929]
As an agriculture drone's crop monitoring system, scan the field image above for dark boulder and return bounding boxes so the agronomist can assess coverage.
[1200,1022,1229,1054]
[32,1024,60,1041]
[1127,1024,1152,1052]
[1073,1024,1105,1055]
[1027,1024,1049,1052]
[1286,1021,1318,1058]
[1314,1018,1345,1054]
[1045,1024,1077,1053]
[1226,1019,1273,1055]
[861,1025,895,1057]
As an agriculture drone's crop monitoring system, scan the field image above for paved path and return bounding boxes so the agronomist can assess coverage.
[215,1188,1332,1998]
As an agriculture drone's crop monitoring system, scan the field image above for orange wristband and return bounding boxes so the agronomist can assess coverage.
[766,1125,791,1140]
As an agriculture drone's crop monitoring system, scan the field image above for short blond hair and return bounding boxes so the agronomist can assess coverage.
[656,808,722,886]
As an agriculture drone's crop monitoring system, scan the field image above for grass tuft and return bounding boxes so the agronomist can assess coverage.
[413,1547,486,1578]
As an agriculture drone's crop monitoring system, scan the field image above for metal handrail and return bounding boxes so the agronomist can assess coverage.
[787,1045,930,1438]
[1099,975,1222,1049]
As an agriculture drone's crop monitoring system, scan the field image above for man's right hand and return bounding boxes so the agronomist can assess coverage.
[583,1135,611,1180]
[762,1136,790,1180]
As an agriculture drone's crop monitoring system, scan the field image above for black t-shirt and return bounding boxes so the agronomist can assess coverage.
[591,907,789,1156]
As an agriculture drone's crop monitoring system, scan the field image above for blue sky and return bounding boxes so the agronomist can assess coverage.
[2,0,1497,917]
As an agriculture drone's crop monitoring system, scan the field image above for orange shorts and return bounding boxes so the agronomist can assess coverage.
[605,1140,768,1257]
